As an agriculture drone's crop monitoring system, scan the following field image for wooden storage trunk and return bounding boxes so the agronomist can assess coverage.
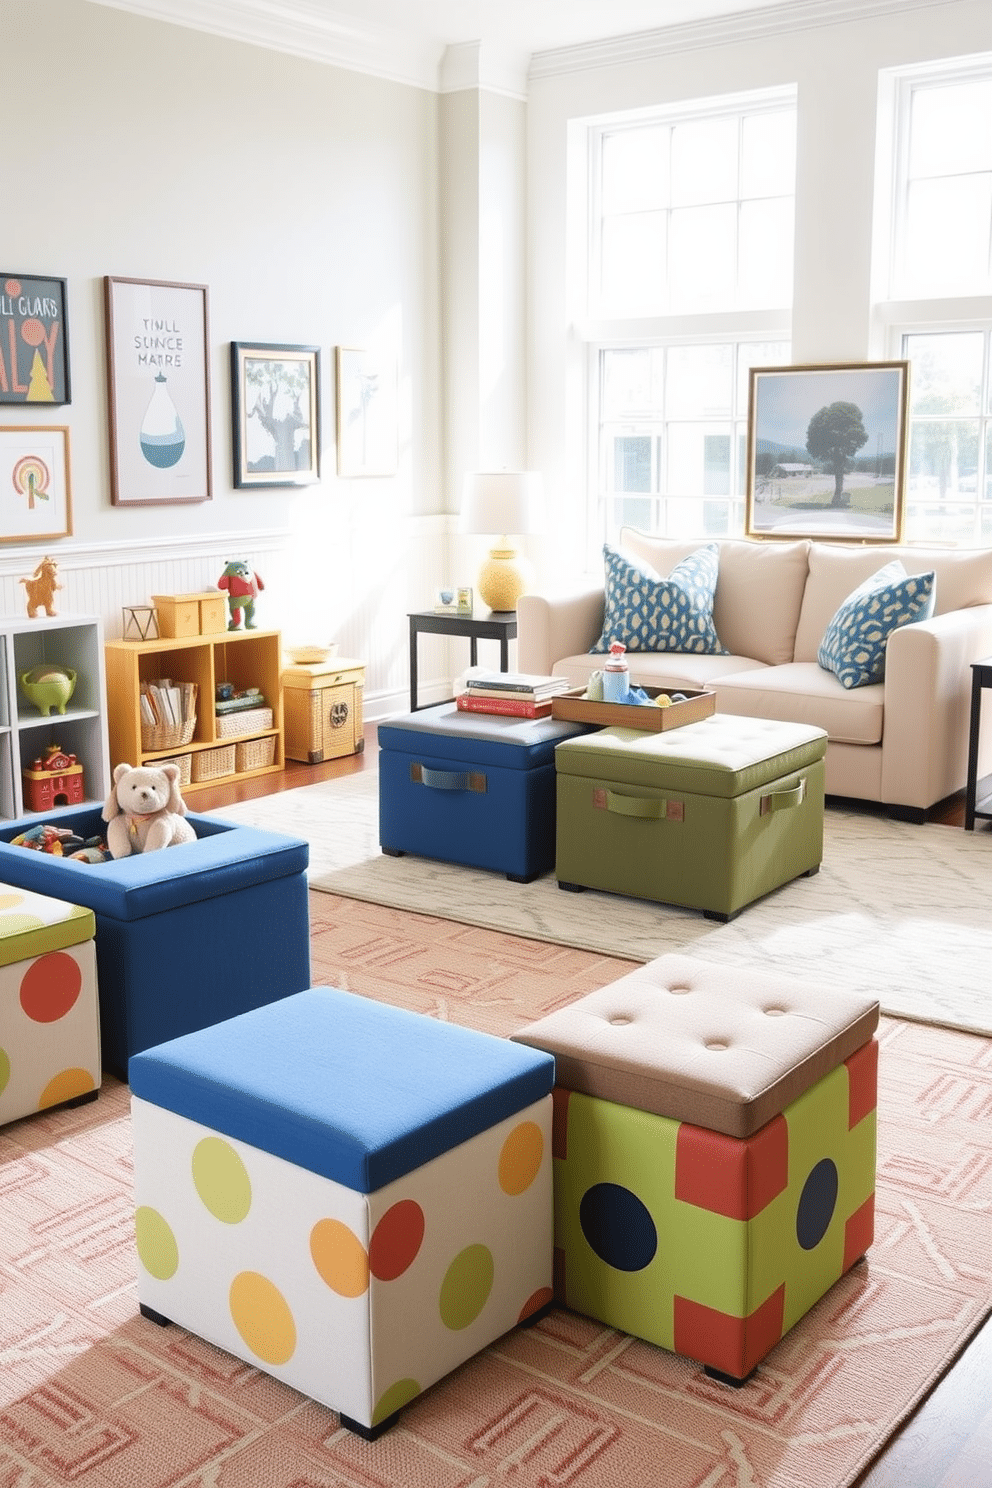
[282,659,365,763]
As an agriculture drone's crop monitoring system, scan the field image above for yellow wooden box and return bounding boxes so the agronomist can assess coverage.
[282,659,365,763]
[152,592,228,639]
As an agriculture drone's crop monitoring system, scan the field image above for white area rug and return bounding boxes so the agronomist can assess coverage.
[213,772,992,1037]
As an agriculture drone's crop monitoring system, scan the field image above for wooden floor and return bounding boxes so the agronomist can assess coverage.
[196,737,990,1487]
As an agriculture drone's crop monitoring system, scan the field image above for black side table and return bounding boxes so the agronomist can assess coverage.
[407,609,517,712]
[965,656,992,829]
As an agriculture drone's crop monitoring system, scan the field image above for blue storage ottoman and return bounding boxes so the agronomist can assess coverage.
[0,806,310,1079]
[130,987,556,1438]
[378,702,587,882]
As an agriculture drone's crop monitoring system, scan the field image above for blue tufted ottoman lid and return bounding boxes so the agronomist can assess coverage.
[129,987,556,1193]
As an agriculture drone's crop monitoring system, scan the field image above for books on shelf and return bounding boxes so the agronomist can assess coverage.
[456,693,555,719]
[139,678,197,729]
[463,671,571,700]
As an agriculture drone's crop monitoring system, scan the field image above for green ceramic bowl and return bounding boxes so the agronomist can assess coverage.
[20,663,77,716]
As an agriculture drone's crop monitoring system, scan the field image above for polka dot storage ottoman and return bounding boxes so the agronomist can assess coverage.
[512,953,879,1385]
[129,987,556,1437]
[0,881,99,1127]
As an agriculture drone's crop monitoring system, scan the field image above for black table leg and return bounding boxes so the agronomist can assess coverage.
[409,619,419,712]
[965,667,982,829]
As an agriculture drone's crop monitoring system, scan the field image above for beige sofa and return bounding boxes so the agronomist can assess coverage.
[517,528,992,816]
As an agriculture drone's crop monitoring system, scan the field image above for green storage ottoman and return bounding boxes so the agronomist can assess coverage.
[512,953,879,1384]
[554,714,827,920]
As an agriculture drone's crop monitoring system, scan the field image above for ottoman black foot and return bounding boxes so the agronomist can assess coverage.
[381,846,405,857]
[139,1303,173,1328]
[703,907,741,922]
[340,1409,402,1440]
[66,1088,100,1109]
[804,864,820,877]
[704,1363,754,1388]
[506,870,539,883]
[558,881,586,893]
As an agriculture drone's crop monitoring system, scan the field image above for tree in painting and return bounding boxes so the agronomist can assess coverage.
[806,401,868,507]
[245,359,311,472]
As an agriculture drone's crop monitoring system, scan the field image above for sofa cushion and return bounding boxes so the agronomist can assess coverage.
[794,543,990,661]
[552,651,766,693]
[715,662,885,745]
[620,529,809,665]
[817,561,936,689]
[593,543,726,655]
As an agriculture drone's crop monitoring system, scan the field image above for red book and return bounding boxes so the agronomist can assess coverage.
[456,693,555,719]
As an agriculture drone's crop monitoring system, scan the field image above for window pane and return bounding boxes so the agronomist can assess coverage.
[670,116,738,206]
[601,213,667,313]
[612,435,653,491]
[667,344,733,418]
[741,111,797,198]
[909,79,992,177]
[737,342,791,410]
[739,197,795,307]
[602,125,670,213]
[908,418,981,496]
[669,204,737,311]
[903,176,992,295]
[904,499,977,543]
[667,422,733,492]
[602,348,664,418]
[905,331,983,415]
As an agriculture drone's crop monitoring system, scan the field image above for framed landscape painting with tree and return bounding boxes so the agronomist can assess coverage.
[746,362,909,542]
[231,342,320,487]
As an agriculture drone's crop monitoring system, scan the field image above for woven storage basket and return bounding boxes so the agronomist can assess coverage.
[235,736,276,772]
[156,752,192,786]
[191,744,236,782]
[216,706,273,739]
[141,717,196,753]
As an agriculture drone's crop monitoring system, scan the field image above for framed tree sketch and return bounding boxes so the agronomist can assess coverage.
[335,346,398,477]
[0,273,71,405]
[746,362,909,542]
[0,425,72,542]
[230,342,320,487]
[105,277,211,505]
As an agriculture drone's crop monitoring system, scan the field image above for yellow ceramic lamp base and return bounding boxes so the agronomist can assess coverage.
[476,543,532,613]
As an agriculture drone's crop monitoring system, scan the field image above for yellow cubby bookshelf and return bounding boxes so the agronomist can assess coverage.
[104,629,285,796]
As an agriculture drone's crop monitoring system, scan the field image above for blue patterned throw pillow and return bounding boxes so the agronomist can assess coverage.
[592,543,727,654]
[817,560,936,689]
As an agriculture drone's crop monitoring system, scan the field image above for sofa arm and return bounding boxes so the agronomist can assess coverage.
[517,585,605,676]
[882,603,992,810]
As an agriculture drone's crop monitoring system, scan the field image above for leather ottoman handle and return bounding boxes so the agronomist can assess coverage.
[411,762,487,793]
[760,776,806,815]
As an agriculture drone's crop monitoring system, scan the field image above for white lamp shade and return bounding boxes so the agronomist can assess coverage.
[459,471,545,536]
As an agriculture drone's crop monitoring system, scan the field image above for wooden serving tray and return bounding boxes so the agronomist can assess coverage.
[551,686,716,732]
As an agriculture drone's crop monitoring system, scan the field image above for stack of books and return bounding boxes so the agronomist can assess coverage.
[456,671,572,718]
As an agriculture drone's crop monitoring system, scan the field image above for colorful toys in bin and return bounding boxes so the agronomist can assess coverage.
[23,745,85,812]
[10,822,109,862]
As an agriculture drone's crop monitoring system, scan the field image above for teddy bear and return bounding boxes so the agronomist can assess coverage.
[217,559,264,630]
[102,762,197,858]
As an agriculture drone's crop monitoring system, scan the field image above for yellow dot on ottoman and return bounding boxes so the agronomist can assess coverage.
[39,1068,95,1109]
[439,1244,494,1330]
[499,1120,544,1195]
[0,1047,9,1095]
[0,893,27,910]
[230,1271,296,1365]
[310,1218,370,1297]
[192,1137,252,1223]
[19,950,82,1023]
[135,1206,180,1280]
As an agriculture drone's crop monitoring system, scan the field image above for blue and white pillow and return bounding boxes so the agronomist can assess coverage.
[592,543,727,655]
[817,560,936,689]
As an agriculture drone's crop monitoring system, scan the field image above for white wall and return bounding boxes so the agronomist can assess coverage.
[3,0,445,715]
[525,0,992,585]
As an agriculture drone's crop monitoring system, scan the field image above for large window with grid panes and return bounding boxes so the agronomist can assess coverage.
[583,87,796,548]
[877,56,992,543]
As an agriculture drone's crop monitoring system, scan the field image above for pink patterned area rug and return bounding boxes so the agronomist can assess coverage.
[1,892,990,1488]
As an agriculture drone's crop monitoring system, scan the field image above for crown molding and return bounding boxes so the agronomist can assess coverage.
[82,0,444,90]
[528,0,966,79]
[440,41,530,100]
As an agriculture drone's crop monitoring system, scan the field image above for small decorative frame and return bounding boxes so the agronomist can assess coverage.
[105,276,211,506]
[434,586,474,615]
[0,272,71,404]
[336,346,398,477]
[746,361,909,542]
[0,425,72,542]
[231,341,320,487]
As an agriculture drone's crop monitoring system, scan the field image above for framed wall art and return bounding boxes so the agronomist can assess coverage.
[335,346,398,477]
[0,272,71,405]
[0,425,72,542]
[105,276,211,506]
[746,362,909,542]
[231,342,320,487]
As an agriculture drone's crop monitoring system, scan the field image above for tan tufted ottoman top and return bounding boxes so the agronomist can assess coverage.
[511,953,879,1139]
